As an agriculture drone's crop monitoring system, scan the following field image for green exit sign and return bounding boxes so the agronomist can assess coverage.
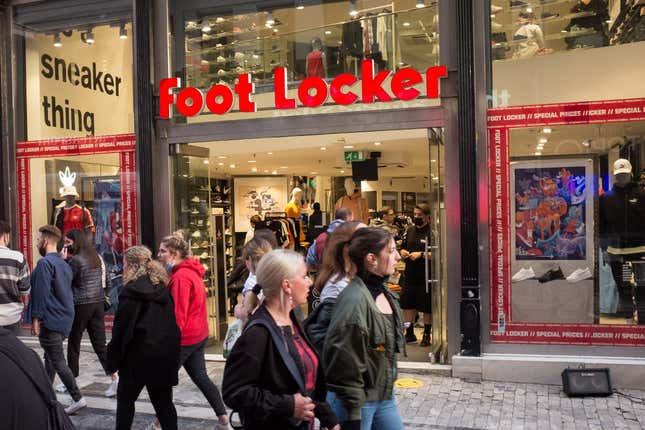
[344,150,366,162]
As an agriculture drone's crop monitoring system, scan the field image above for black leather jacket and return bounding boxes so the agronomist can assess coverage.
[69,255,108,305]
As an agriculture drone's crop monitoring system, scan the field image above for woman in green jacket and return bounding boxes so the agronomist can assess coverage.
[322,227,405,430]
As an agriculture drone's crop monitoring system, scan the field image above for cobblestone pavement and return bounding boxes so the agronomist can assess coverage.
[21,339,645,430]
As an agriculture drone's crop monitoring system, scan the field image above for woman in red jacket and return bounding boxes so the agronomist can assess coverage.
[158,231,230,430]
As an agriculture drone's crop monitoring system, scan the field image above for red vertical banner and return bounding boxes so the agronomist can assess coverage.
[120,151,138,249]
[488,128,510,330]
[17,158,32,265]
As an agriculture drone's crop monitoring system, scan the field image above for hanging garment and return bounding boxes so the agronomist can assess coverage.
[362,18,373,56]
[55,204,94,236]
[306,50,325,78]
[599,247,619,314]
[376,13,389,62]
[342,20,363,58]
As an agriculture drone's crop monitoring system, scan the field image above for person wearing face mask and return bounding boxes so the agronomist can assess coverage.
[157,231,230,430]
[29,224,87,414]
[399,203,434,347]
[62,229,118,398]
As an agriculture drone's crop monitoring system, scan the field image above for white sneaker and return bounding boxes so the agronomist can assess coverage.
[55,382,67,393]
[512,267,535,282]
[104,377,118,398]
[144,420,162,430]
[567,267,592,283]
[65,397,87,415]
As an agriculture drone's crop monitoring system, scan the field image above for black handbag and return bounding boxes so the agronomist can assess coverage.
[0,344,76,430]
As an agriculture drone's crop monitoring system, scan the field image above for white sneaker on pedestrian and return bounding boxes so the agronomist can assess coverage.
[64,397,87,415]
[512,267,535,282]
[215,422,232,430]
[55,382,67,393]
[567,267,592,283]
[104,377,118,398]
[144,420,162,430]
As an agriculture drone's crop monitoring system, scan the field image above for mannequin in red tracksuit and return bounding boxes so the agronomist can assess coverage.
[158,232,230,430]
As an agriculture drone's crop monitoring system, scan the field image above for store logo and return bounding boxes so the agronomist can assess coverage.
[159,60,447,118]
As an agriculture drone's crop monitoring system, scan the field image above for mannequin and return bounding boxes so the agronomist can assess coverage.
[599,158,645,316]
[285,187,305,242]
[306,37,327,78]
[335,177,369,224]
[512,11,548,59]
[564,0,609,49]
[54,185,94,237]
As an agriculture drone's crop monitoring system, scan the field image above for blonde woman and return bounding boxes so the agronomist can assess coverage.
[222,249,339,430]
[106,246,180,430]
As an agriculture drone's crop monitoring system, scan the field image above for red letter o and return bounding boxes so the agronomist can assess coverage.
[205,85,234,115]
[176,87,204,117]
[298,77,328,107]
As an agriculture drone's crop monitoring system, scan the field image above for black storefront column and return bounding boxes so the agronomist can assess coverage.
[456,0,481,356]
[0,1,15,226]
[133,0,156,249]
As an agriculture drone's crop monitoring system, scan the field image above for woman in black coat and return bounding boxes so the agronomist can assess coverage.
[106,245,181,430]
[222,249,339,430]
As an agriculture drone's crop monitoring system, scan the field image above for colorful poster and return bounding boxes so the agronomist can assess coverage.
[513,165,587,260]
[233,177,288,232]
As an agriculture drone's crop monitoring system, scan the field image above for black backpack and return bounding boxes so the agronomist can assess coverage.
[0,343,76,430]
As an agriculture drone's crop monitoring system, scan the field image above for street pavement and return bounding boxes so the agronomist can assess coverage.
[19,338,645,430]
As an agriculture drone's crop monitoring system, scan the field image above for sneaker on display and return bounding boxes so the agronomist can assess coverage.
[104,377,119,398]
[512,267,536,282]
[567,267,592,283]
[537,267,565,283]
[65,397,87,415]
[216,55,226,63]
[491,4,503,13]
[191,230,202,238]
[191,196,201,203]
[200,252,209,259]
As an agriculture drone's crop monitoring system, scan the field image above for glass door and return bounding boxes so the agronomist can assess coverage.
[428,128,447,363]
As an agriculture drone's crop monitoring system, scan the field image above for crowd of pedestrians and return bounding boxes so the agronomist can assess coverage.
[2,209,412,429]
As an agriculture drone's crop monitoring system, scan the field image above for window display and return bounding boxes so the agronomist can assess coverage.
[489,0,645,106]
[172,0,440,121]
[488,98,645,345]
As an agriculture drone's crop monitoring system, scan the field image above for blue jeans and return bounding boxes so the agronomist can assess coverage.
[326,391,404,430]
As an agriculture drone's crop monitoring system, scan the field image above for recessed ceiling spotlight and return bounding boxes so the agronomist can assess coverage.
[539,138,548,144]
[535,152,542,156]
[416,0,425,8]
[84,30,95,44]
[53,33,62,47]
[325,30,332,35]
[280,166,288,169]
[218,162,224,166]
[525,7,533,13]
[374,141,381,146]
[320,146,327,151]
[251,167,258,172]
[248,160,257,163]
[266,11,275,26]
[542,128,552,134]
[433,177,439,181]
[229,164,236,168]
[582,140,591,147]
[311,171,318,175]
[403,22,411,27]
[340,170,345,173]
[267,152,273,155]
[272,170,278,175]
[343,145,354,149]
[431,159,437,163]
[296,0,305,10]
[203,160,209,164]
[218,155,227,159]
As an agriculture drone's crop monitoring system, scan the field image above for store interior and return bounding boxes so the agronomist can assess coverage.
[172,128,447,360]
[508,120,645,326]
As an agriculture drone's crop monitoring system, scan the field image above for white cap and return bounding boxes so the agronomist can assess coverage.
[613,158,632,175]
[59,185,79,198]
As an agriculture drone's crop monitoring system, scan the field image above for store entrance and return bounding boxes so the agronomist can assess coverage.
[171,128,446,362]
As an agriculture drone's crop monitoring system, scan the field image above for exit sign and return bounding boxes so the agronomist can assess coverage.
[344,150,367,162]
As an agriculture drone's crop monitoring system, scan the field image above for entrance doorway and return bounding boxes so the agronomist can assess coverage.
[170,128,446,362]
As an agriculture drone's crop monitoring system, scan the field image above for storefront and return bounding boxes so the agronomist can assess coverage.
[157,0,469,362]
[468,0,645,386]
[2,0,142,326]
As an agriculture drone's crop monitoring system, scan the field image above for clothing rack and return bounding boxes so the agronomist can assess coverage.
[264,211,287,219]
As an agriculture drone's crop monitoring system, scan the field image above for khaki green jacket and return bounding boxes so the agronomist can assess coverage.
[322,277,405,421]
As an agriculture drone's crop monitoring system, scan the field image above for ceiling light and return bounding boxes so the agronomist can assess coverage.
[119,24,128,39]
[251,167,258,172]
[537,144,544,149]
[403,22,411,27]
[539,138,548,144]
[272,170,277,175]
[203,160,209,164]
[340,170,345,173]
[264,170,269,173]
[416,0,425,8]
[296,0,305,10]
[374,141,381,146]
[216,17,225,23]
[311,171,318,175]
[542,128,552,134]
[582,140,591,147]
[349,0,358,17]
[320,146,327,151]
[53,33,62,47]
[266,11,275,26]
[534,152,542,156]
[218,162,224,166]
[248,160,256,163]
[433,177,439,181]
[431,159,437,163]
[267,152,273,155]
[182,174,188,177]
[229,164,236,168]
[84,30,95,44]
[280,166,288,169]
[325,30,332,35]
[202,22,211,33]
[343,145,354,149]
[525,7,533,13]
[218,155,227,159]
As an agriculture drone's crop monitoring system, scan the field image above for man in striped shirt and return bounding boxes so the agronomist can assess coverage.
[0,220,30,334]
